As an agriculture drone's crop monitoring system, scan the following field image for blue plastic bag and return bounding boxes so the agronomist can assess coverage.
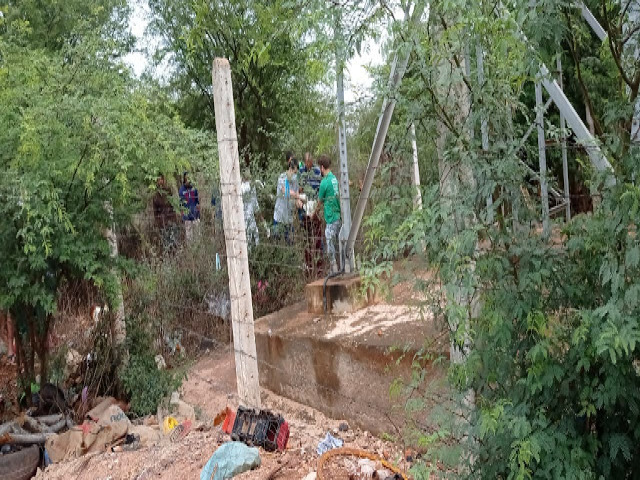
[200,441,261,480]
[317,432,343,455]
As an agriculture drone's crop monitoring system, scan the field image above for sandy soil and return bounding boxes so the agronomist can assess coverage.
[35,349,411,480]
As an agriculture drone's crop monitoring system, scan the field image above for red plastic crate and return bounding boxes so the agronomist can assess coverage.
[276,421,289,451]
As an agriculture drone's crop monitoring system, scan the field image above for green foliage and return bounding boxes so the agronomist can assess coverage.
[362,0,640,478]
[0,1,214,393]
[148,0,335,169]
[119,313,184,416]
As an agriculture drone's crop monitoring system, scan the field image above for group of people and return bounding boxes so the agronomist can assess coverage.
[152,151,342,273]
[272,152,341,272]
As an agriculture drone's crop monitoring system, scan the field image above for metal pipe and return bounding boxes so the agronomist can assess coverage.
[535,81,550,238]
[410,123,423,210]
[538,64,614,184]
[498,3,615,185]
[557,55,571,220]
[345,3,425,266]
[335,8,353,272]
[579,2,607,42]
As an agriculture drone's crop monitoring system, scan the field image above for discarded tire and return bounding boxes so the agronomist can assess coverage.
[0,445,40,480]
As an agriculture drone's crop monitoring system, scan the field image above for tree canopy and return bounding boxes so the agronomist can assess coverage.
[0,0,214,386]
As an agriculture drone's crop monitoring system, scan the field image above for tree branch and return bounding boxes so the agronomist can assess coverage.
[65,143,89,204]
[565,10,604,137]
[601,0,635,88]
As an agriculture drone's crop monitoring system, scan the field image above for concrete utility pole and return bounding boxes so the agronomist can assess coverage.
[334,8,353,272]
[212,58,261,408]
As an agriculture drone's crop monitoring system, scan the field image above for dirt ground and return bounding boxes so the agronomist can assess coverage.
[35,349,413,480]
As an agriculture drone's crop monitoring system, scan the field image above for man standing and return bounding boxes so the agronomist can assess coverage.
[317,155,341,273]
[179,172,200,242]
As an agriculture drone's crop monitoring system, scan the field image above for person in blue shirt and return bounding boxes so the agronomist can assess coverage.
[179,172,200,241]
[297,152,322,222]
[299,152,322,195]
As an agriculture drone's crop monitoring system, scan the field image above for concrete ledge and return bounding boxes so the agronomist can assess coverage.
[255,301,448,435]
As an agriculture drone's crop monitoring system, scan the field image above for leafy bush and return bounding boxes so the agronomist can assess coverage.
[119,314,184,416]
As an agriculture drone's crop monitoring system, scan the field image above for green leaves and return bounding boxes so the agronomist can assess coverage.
[359,2,640,477]
[0,2,214,317]
[149,0,333,168]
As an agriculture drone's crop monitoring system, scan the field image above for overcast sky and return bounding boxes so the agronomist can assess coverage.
[124,1,386,104]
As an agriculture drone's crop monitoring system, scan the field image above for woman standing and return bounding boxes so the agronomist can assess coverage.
[272,154,300,243]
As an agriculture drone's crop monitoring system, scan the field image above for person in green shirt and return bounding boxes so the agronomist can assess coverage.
[317,155,341,273]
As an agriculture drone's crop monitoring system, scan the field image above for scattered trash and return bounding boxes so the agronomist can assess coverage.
[200,441,261,480]
[316,447,408,480]
[316,432,343,455]
[302,473,317,480]
[154,354,167,370]
[64,349,82,379]
[213,407,236,434]
[358,458,376,477]
[43,449,52,467]
[128,425,162,447]
[169,419,192,443]
[87,397,119,421]
[46,405,131,463]
[162,416,179,435]
[164,333,185,357]
[173,399,196,424]
[112,433,141,452]
[338,422,349,432]
[205,292,230,320]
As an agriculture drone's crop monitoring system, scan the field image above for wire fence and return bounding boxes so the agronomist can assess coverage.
[102,195,464,470]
